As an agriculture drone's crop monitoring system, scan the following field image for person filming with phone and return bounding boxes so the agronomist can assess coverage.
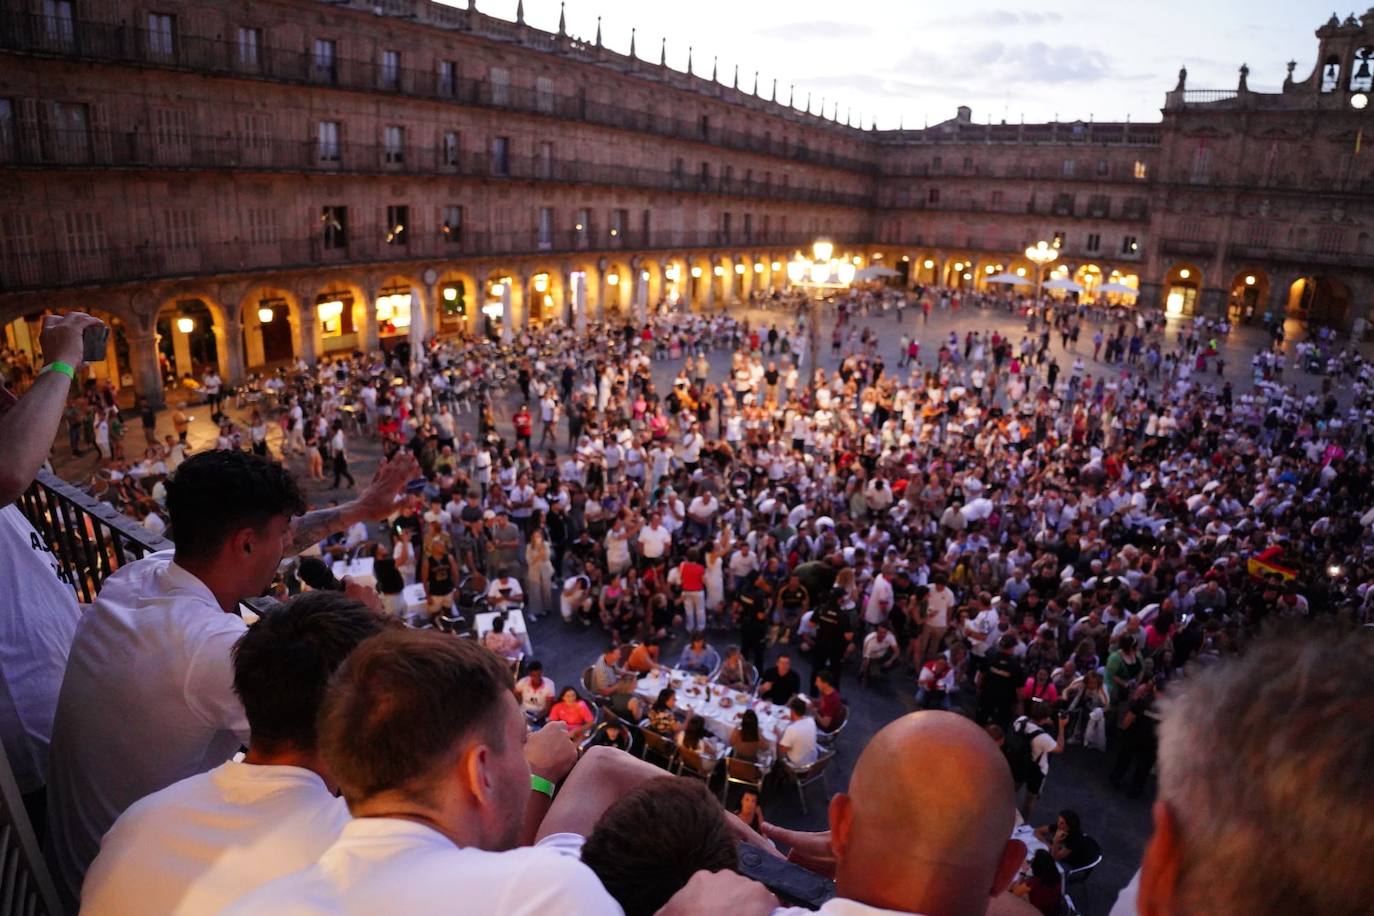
[0,311,107,830]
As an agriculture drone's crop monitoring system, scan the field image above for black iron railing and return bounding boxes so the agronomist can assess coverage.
[17,470,172,604]
[0,9,875,175]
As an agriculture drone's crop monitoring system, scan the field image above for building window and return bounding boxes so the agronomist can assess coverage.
[236,27,261,71]
[321,206,347,249]
[1133,160,1148,180]
[441,205,462,244]
[64,212,106,259]
[1052,231,1066,249]
[743,213,752,242]
[380,50,400,90]
[154,108,189,160]
[161,210,195,250]
[146,12,176,59]
[317,121,340,162]
[574,208,590,239]
[1121,235,1138,254]
[927,188,940,205]
[438,60,457,96]
[721,212,732,243]
[1,213,38,283]
[1096,158,1109,177]
[699,115,710,138]
[313,39,337,82]
[931,155,942,170]
[538,207,554,248]
[535,76,555,114]
[490,67,510,106]
[385,205,409,246]
[239,112,272,160]
[490,136,509,176]
[43,0,75,48]
[536,140,553,179]
[1061,158,1076,178]
[609,208,627,241]
[672,158,685,184]
[0,99,14,159]
[991,189,1004,207]
[246,207,277,245]
[48,101,90,162]
[1088,194,1110,217]
[641,209,652,242]
[384,125,404,164]
[699,161,711,188]
[1085,232,1101,253]
[1191,144,1211,183]
[442,131,461,167]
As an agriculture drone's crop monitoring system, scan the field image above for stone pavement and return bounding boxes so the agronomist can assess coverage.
[46,302,1363,916]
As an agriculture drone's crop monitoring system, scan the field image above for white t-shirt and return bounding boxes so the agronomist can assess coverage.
[779,716,819,768]
[1012,716,1059,776]
[862,630,898,660]
[45,551,250,904]
[81,762,349,915]
[774,898,923,915]
[513,676,556,716]
[925,585,955,629]
[0,505,81,794]
[224,818,619,915]
[637,525,672,560]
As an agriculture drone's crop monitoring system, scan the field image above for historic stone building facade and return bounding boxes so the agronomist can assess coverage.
[1,0,1372,406]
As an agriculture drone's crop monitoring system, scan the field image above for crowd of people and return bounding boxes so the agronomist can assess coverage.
[2,286,1374,914]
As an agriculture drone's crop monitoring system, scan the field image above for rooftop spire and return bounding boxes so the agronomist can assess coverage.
[660,36,666,67]
[711,55,718,82]
[515,0,524,25]
[687,45,693,75]
[629,26,636,58]
[733,63,739,90]
[771,77,777,101]
[753,70,759,95]
[556,1,565,36]
[594,16,602,47]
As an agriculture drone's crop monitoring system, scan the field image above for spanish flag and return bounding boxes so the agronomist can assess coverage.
[1247,545,1298,582]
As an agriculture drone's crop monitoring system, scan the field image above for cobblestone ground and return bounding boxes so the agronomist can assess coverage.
[47,303,1371,916]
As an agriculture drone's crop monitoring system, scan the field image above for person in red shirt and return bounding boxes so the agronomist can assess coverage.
[813,670,846,734]
[513,404,532,451]
[676,548,707,632]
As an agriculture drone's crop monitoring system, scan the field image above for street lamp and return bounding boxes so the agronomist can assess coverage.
[1024,240,1059,305]
[785,239,857,290]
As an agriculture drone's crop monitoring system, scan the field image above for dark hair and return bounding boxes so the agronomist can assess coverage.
[318,630,514,805]
[166,450,306,560]
[231,591,389,755]
[1030,848,1059,884]
[526,659,543,672]
[788,696,808,717]
[815,669,835,689]
[652,687,675,712]
[581,777,738,916]
[1058,809,1083,843]
[683,714,709,750]
[739,708,760,743]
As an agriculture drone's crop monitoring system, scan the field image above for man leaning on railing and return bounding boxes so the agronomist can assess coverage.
[0,310,105,834]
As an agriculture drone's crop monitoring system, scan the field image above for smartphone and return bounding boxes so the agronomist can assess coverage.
[735,842,834,909]
[82,324,110,363]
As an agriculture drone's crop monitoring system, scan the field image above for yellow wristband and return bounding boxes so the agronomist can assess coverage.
[530,774,555,799]
[45,361,75,380]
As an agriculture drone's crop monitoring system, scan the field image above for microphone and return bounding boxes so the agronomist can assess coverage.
[297,556,344,592]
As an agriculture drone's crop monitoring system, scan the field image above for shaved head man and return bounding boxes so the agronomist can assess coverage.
[769,711,1026,916]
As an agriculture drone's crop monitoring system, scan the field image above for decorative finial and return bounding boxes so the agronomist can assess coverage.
[660,37,666,67]
[515,0,524,25]
[594,16,602,47]
[788,83,795,107]
[805,90,812,112]
[771,77,777,101]
[733,63,739,90]
[1238,62,1249,91]
[687,45,693,74]
[711,55,717,82]
[629,27,636,58]
[753,71,759,95]
[899,115,904,131]
[557,1,565,36]
[1175,65,1187,91]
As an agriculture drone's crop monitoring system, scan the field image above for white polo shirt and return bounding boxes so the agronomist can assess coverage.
[45,551,249,905]
[224,817,620,915]
[81,762,349,915]
[637,524,672,560]
[779,716,819,768]
[0,505,81,794]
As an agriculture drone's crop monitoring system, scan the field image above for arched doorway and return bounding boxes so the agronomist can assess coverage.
[1164,264,1202,318]
[526,268,564,329]
[946,257,974,289]
[1073,264,1103,301]
[604,262,631,316]
[482,271,514,340]
[375,274,418,352]
[436,270,478,337]
[1227,269,1269,325]
[1287,276,1352,331]
[236,287,299,371]
[312,282,369,357]
[156,298,222,385]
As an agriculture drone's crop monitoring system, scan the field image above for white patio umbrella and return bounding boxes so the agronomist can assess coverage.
[854,264,900,280]
[1099,281,1139,296]
[1044,278,1085,293]
[986,272,1030,286]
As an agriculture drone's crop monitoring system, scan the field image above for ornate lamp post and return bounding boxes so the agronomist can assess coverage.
[1024,240,1059,306]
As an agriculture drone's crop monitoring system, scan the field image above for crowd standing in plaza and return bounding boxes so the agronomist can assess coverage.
[2,288,1374,914]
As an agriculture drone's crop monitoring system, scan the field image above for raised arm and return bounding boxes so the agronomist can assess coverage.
[286,451,419,554]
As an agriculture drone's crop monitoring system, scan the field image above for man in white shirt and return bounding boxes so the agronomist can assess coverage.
[862,570,894,627]
[860,623,899,681]
[916,575,955,664]
[225,631,618,915]
[637,511,672,566]
[777,697,819,768]
[513,661,556,721]
[46,448,417,906]
[81,591,387,914]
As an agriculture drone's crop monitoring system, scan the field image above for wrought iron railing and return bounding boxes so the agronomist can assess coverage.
[16,470,172,604]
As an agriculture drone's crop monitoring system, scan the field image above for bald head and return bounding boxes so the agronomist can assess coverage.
[831,712,1021,916]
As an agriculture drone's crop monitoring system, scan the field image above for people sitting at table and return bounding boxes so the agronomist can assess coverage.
[676,632,721,677]
[514,660,556,722]
[777,697,818,768]
[677,714,722,759]
[485,568,524,611]
[1033,809,1093,869]
[548,687,596,741]
[580,777,738,916]
[760,711,1027,916]
[80,591,388,915]
[371,542,407,618]
[589,644,642,721]
[715,645,752,690]
[758,652,801,706]
[646,688,681,738]
[1013,849,1066,916]
[859,622,899,681]
[624,637,661,674]
[481,614,523,660]
[813,670,846,734]
[729,709,765,763]
[585,719,630,752]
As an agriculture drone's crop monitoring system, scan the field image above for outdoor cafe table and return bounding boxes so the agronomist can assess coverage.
[634,668,791,745]
[475,609,533,656]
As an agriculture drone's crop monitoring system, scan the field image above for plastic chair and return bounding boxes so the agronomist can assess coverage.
[581,666,607,704]
[580,719,633,753]
[780,749,836,814]
[1063,836,1103,886]
[639,727,679,771]
[675,744,720,781]
[817,707,849,747]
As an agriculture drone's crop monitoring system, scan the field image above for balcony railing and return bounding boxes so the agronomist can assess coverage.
[1160,237,1219,258]
[1227,243,1374,270]
[0,229,857,294]
[0,10,875,175]
[0,128,875,208]
[17,470,172,604]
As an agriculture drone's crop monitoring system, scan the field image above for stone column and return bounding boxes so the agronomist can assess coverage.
[635,266,649,323]
[408,284,430,354]
[500,281,513,343]
[360,282,381,352]
[573,271,588,333]
[127,331,165,410]
[297,302,317,365]
[705,262,717,312]
[222,317,246,385]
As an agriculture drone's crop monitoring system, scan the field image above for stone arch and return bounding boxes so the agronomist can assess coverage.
[945,256,975,289]
[974,259,1007,292]
[479,268,519,341]
[524,265,566,329]
[234,284,301,371]
[308,278,370,358]
[1352,46,1374,92]
[687,254,714,310]
[156,291,230,383]
[372,273,423,351]
[1320,54,1342,92]
[434,268,481,337]
[1072,263,1104,300]
[1287,276,1353,331]
[1163,263,1203,317]
[603,260,632,316]
[1226,267,1270,324]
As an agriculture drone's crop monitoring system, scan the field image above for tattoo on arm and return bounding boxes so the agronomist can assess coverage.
[287,507,346,555]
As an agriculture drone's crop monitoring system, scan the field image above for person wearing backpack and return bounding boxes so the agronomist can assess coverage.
[1002,699,1067,820]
